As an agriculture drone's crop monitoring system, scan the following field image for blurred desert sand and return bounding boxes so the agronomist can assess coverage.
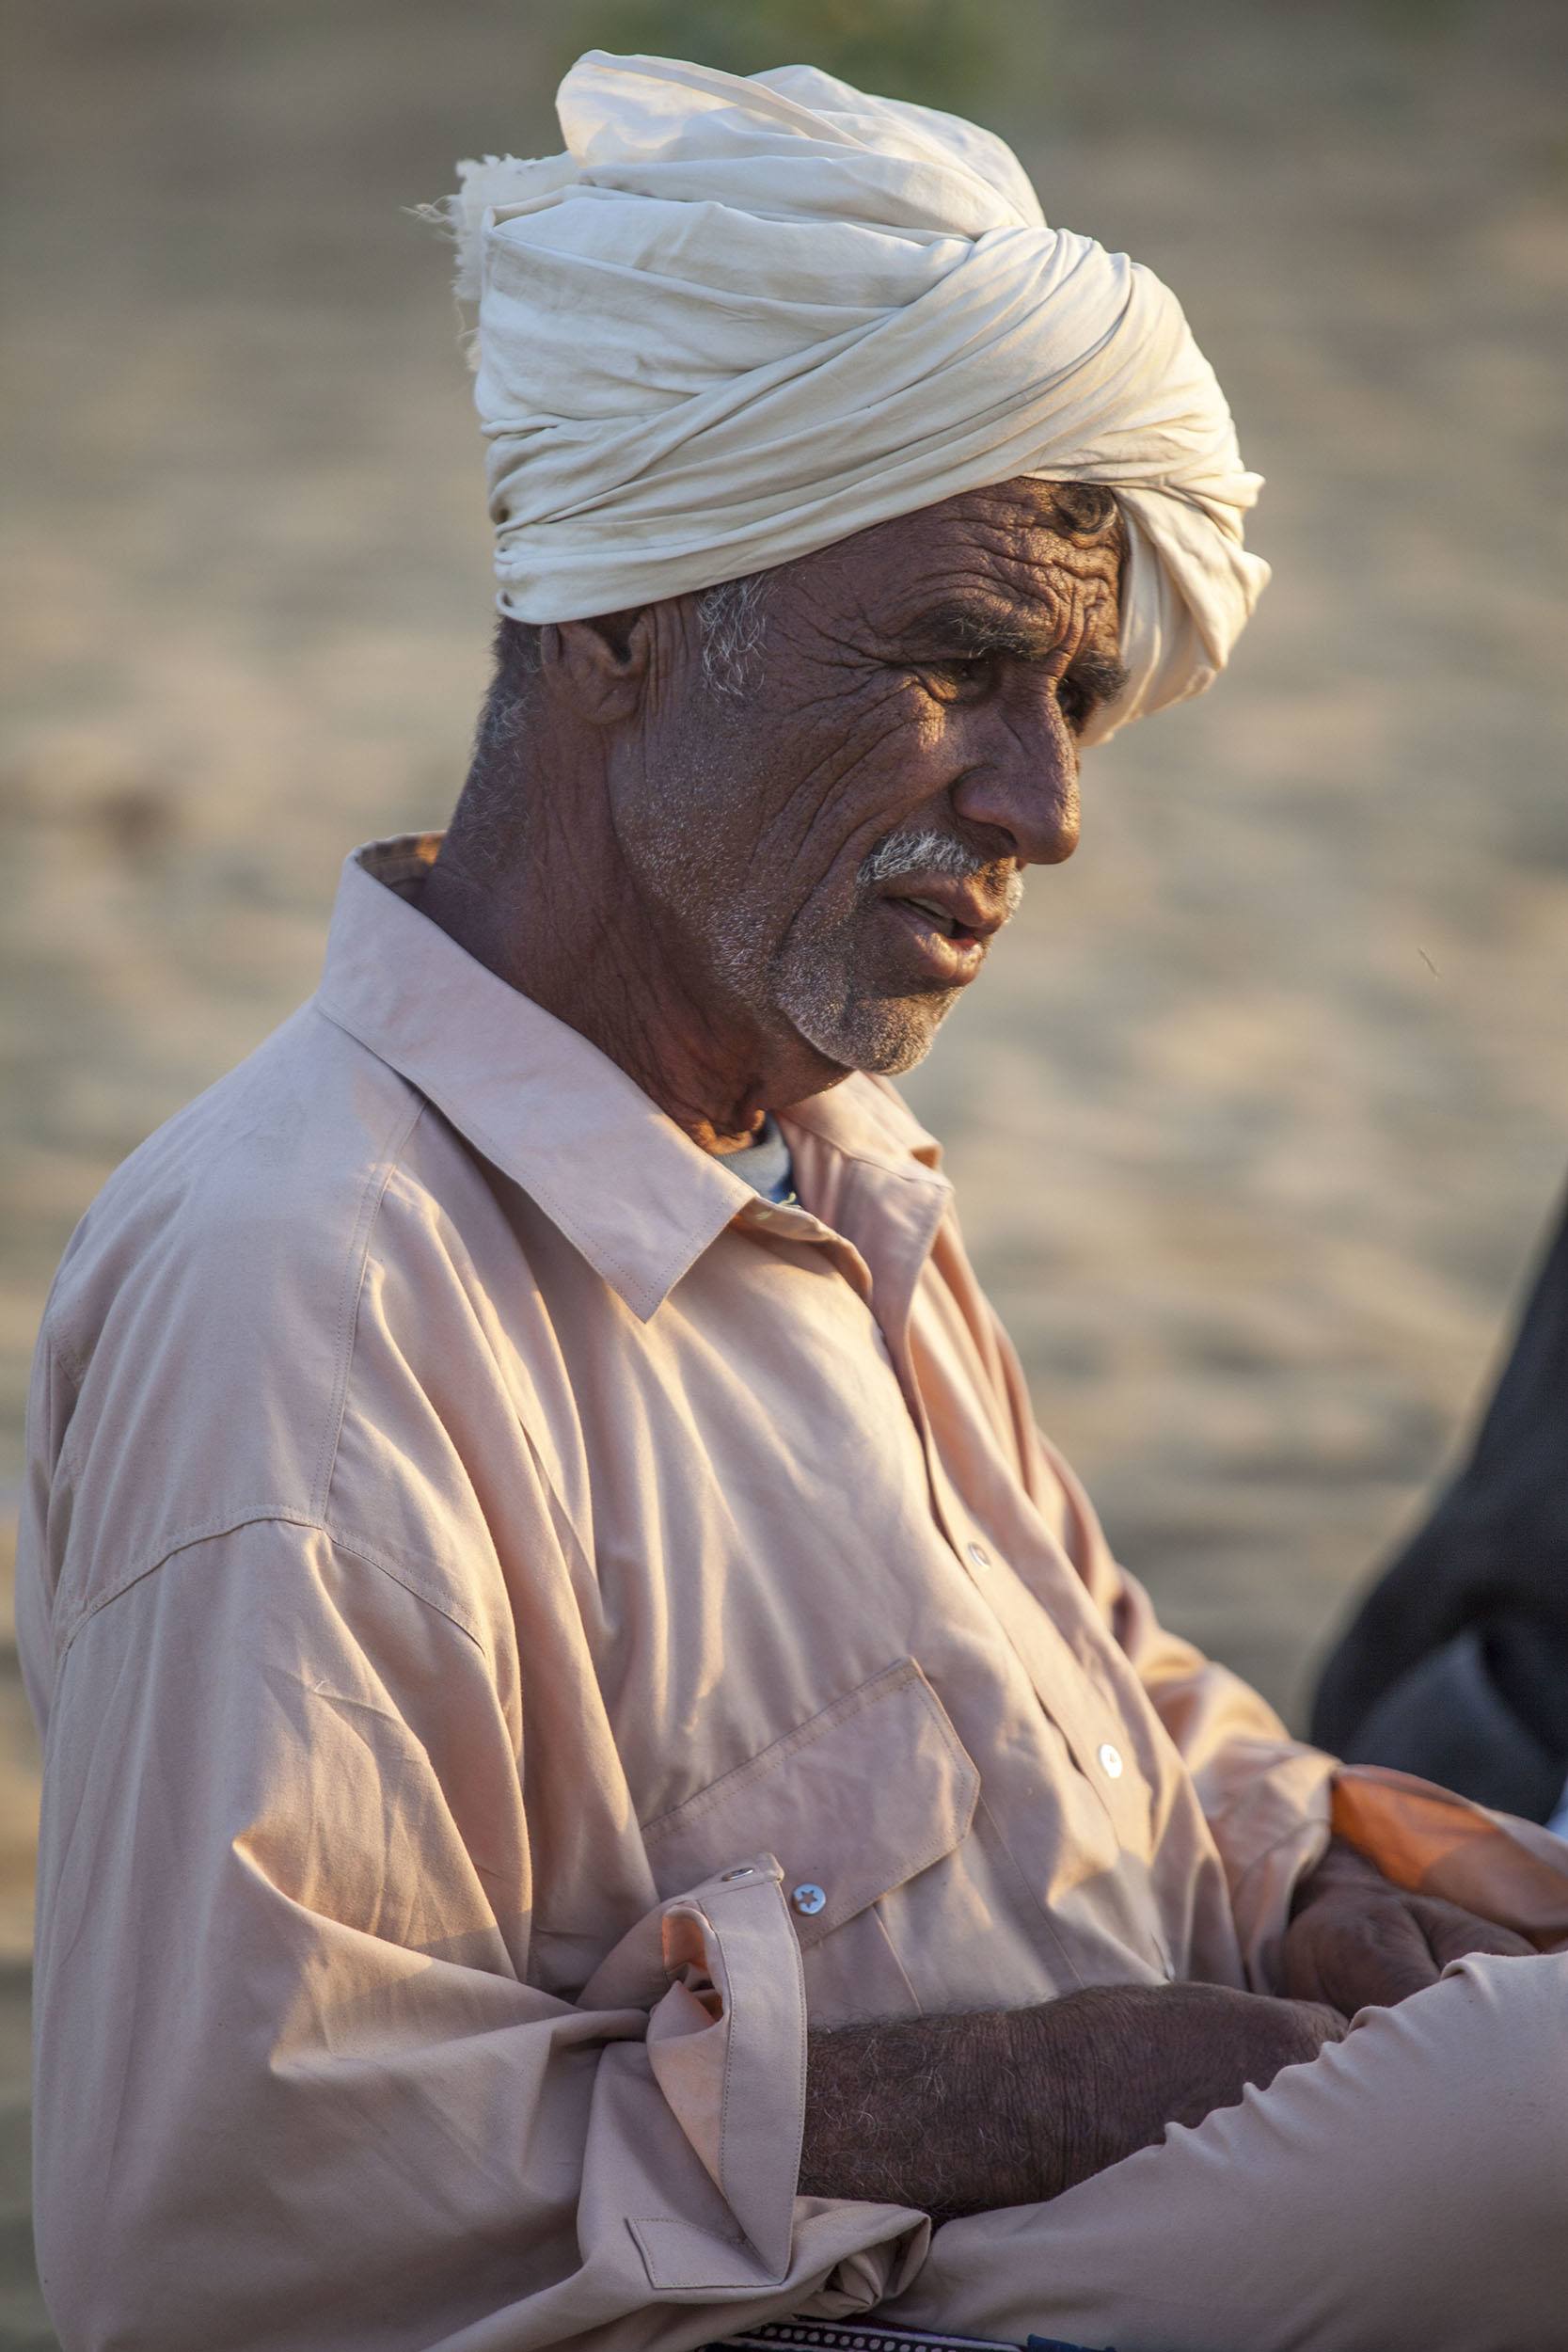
[2,1,1566,2338]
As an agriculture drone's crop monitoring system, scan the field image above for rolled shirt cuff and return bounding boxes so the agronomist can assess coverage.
[581,1852,930,2304]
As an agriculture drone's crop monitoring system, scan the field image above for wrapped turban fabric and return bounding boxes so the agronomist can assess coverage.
[447,50,1269,741]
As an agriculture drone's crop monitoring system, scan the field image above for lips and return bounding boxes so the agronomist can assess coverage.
[883,880,1006,941]
[879,880,1005,986]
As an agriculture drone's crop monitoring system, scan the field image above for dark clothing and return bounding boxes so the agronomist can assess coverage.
[1313,1186,1568,1820]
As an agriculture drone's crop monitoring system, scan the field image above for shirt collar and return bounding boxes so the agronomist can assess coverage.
[315,835,949,1322]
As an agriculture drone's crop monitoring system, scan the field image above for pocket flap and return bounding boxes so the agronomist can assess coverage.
[641,1659,978,1948]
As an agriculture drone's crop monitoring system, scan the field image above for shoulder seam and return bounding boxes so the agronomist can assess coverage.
[56,1503,490,1666]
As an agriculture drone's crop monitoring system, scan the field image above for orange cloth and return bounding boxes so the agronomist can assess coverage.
[19,835,1567,2350]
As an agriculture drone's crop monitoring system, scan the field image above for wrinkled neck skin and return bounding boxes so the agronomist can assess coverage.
[419,745,842,1157]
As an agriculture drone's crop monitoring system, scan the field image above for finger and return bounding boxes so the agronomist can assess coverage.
[1279,1918,1335,2009]
[1343,1906,1444,2009]
[1416,1899,1536,1968]
[1302,1899,1442,2011]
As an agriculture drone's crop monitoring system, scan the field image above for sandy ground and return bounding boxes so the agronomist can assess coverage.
[2,1,1566,2338]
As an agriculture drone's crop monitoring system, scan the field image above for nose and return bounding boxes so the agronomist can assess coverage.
[949,708,1082,868]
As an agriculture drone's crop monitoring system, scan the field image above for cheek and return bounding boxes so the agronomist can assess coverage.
[764,682,955,902]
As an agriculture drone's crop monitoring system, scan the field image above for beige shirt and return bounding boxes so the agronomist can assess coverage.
[23,838,1563,2352]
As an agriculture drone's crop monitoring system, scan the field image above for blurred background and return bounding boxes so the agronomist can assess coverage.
[2,0,1565,2337]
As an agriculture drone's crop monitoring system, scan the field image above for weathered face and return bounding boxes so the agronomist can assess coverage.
[616,476,1126,1077]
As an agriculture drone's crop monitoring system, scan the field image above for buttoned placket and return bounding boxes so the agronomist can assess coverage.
[732,1150,1148,1875]
[819,1154,1157,1849]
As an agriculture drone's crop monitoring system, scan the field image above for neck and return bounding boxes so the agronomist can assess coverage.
[420,770,840,1155]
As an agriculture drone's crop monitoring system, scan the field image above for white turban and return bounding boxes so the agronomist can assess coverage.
[448,50,1269,741]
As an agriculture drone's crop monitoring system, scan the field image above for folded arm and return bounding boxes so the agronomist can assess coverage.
[800,1980,1344,2217]
[32,1519,923,2352]
[1034,1430,1544,2005]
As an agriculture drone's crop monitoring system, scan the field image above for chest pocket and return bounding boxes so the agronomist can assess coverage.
[641,1658,979,2026]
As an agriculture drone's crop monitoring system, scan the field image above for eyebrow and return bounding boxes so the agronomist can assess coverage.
[897,599,1130,712]
[1064,648,1132,713]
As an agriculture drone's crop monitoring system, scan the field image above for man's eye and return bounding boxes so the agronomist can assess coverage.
[1058,678,1090,731]
[927,655,994,697]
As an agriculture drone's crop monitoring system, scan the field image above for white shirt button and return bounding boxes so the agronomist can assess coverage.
[1098,1741,1124,1781]
[790,1883,828,1916]
[966,1540,990,1569]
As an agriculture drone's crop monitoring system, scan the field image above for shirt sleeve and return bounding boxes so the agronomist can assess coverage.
[30,1518,927,2352]
[1035,1426,1568,1981]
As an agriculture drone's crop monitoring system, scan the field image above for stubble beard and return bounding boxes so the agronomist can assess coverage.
[721,824,1020,1078]
[638,718,1018,1078]
[703,862,953,1078]
[765,904,959,1075]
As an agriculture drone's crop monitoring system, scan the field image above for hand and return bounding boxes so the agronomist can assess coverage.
[800,1979,1345,2219]
[1283,1836,1533,2013]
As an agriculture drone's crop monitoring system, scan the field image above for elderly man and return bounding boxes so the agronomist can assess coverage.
[20,51,1568,2352]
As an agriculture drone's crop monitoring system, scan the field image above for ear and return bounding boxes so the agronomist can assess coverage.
[540,606,656,724]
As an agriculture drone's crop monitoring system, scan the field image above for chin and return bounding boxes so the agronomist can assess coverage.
[786,990,956,1078]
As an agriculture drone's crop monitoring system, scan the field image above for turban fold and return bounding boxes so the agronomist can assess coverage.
[448,51,1269,740]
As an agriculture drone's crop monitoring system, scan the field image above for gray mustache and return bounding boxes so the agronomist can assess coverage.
[859,825,1025,915]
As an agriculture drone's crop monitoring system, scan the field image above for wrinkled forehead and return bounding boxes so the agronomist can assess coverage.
[784,475,1124,632]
